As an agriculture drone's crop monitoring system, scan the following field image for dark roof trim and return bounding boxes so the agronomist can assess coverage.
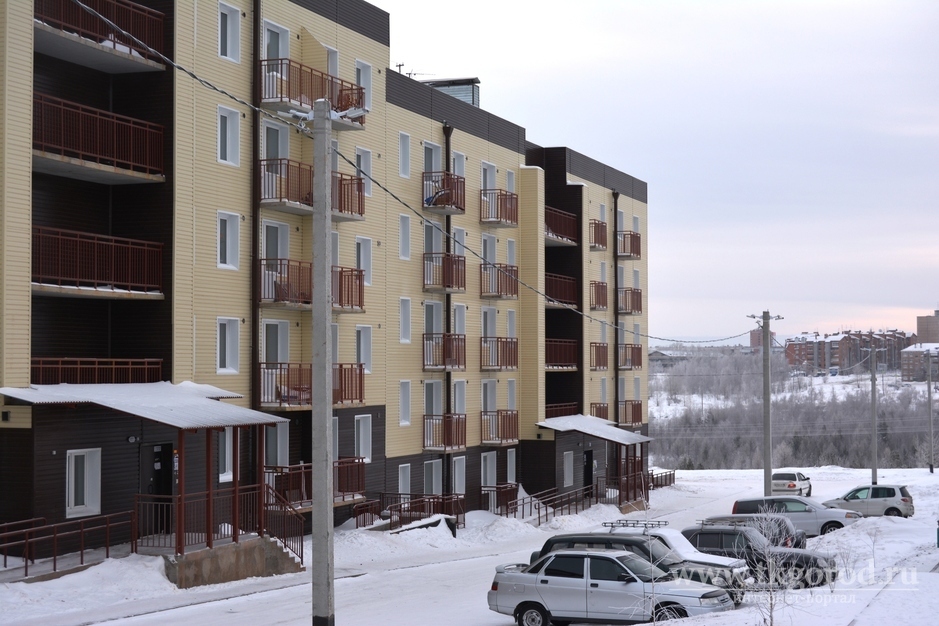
[527,145,647,204]
[288,0,390,47]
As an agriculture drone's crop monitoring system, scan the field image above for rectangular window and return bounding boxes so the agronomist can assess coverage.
[400,298,411,343]
[265,422,289,466]
[356,325,372,373]
[355,236,372,285]
[563,451,574,487]
[452,456,466,495]
[354,414,372,462]
[507,448,516,484]
[506,170,515,193]
[263,20,289,59]
[453,228,466,257]
[218,211,239,269]
[452,151,466,177]
[218,3,240,62]
[217,317,240,373]
[399,381,411,426]
[218,106,240,165]
[219,427,234,482]
[399,132,410,178]
[424,459,442,495]
[355,147,372,196]
[399,214,410,260]
[355,59,372,110]
[398,464,411,495]
[66,448,101,518]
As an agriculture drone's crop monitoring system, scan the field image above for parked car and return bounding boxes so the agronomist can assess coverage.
[771,471,812,496]
[823,485,914,518]
[732,495,862,536]
[681,523,838,588]
[620,525,749,573]
[488,549,734,624]
[703,514,807,549]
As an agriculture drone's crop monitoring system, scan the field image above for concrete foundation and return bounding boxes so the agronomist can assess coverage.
[163,536,303,589]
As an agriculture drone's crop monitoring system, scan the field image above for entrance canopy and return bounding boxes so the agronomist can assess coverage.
[0,381,287,429]
[536,414,651,446]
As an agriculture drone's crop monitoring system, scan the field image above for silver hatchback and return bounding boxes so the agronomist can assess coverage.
[824,485,914,518]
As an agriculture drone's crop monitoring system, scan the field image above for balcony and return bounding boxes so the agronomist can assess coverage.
[617,288,643,315]
[423,333,466,371]
[546,403,578,418]
[259,362,365,407]
[545,273,578,308]
[423,414,466,452]
[618,344,642,370]
[259,58,365,128]
[479,189,518,227]
[33,93,164,184]
[481,410,519,446]
[546,339,578,370]
[264,458,365,507]
[589,219,607,250]
[260,259,311,306]
[34,0,165,73]
[545,206,577,245]
[480,263,518,299]
[260,160,365,220]
[331,172,366,221]
[332,363,365,405]
[332,266,365,312]
[422,172,465,215]
[616,230,641,259]
[590,343,609,371]
[32,226,162,298]
[618,400,643,426]
[480,337,518,370]
[31,358,162,384]
[589,281,608,310]
[423,253,466,293]
[590,402,609,420]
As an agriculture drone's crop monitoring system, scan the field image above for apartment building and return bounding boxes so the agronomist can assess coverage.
[0,0,649,563]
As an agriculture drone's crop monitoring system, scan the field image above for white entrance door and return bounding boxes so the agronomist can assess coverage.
[481,451,497,511]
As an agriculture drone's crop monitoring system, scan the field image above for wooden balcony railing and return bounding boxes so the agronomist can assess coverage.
[546,403,578,418]
[260,258,311,304]
[481,410,519,445]
[589,281,608,310]
[590,402,609,420]
[422,171,465,214]
[32,226,162,292]
[423,333,466,370]
[35,0,164,64]
[616,230,641,258]
[31,358,162,384]
[423,253,466,292]
[332,172,365,219]
[423,414,466,451]
[590,342,609,370]
[546,339,578,369]
[618,343,642,370]
[589,219,607,250]
[545,206,577,243]
[545,273,578,307]
[480,263,518,298]
[260,58,365,121]
[618,400,643,426]
[617,287,643,314]
[259,362,365,406]
[332,266,364,311]
[480,189,518,226]
[33,93,163,175]
[480,337,518,370]
[260,161,364,217]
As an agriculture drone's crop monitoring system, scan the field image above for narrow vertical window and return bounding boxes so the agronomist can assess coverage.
[399,381,411,426]
[217,317,240,373]
[400,298,411,343]
[219,427,233,482]
[66,449,101,518]
[218,106,240,165]
[354,414,372,462]
[356,325,372,373]
[355,147,372,196]
[355,236,372,285]
[218,3,240,62]
[399,132,410,178]
[355,59,372,110]
[563,451,574,487]
[399,214,410,260]
[218,211,239,269]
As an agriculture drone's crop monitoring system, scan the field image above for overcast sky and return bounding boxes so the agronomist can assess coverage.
[373,0,938,343]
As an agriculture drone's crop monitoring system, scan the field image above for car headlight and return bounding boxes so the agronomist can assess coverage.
[700,592,727,606]
[845,512,861,519]
[710,576,728,587]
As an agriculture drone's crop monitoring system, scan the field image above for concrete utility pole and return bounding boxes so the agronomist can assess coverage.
[749,310,780,496]
[870,337,878,486]
[310,98,335,626]
[928,349,934,473]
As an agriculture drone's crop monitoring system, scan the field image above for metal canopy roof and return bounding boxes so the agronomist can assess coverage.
[536,414,652,446]
[0,381,287,429]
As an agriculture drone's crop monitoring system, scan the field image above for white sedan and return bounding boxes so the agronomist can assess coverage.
[772,471,812,496]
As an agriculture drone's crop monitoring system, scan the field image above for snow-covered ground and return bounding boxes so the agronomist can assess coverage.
[4,466,938,625]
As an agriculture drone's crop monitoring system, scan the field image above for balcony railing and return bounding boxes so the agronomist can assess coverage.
[546,403,578,418]
[31,358,162,384]
[264,458,365,506]
[332,266,365,311]
[33,93,163,176]
[617,288,643,314]
[423,253,466,292]
[589,281,608,310]
[618,400,643,426]
[332,172,365,219]
[616,230,641,259]
[480,337,518,370]
[422,171,465,215]
[545,273,578,307]
[618,343,642,370]
[423,414,466,452]
[546,339,578,369]
[590,402,609,420]
[589,219,607,250]
[545,206,577,243]
[480,263,518,298]
[259,362,365,406]
[32,226,162,293]
[260,160,364,218]
[423,333,466,371]
[333,363,365,405]
[260,259,311,305]
[260,58,365,122]
[590,342,609,370]
[35,0,164,64]
[481,410,519,446]
[480,189,518,226]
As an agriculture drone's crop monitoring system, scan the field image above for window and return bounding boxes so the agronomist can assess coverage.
[218,3,240,62]
[265,423,289,466]
[263,319,289,364]
[355,147,372,196]
[507,448,516,484]
[506,239,516,266]
[399,298,411,343]
[355,59,372,110]
[218,211,239,269]
[424,459,442,495]
[218,106,240,165]
[452,151,466,177]
[507,309,516,338]
[356,325,372,373]
[452,456,466,495]
[481,161,496,191]
[355,236,372,285]
[506,170,515,193]
[398,464,411,495]
[399,381,411,426]
[453,228,466,256]
[399,132,410,178]
[545,555,585,579]
[354,414,372,462]
[563,451,574,487]
[218,427,233,482]
[217,317,239,373]
[66,448,101,518]
[399,214,410,260]
[263,21,289,60]
[590,557,626,582]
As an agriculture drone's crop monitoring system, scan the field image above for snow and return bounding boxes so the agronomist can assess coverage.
[4,466,939,625]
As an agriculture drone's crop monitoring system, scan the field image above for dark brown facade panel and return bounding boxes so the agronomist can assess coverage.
[31,298,112,359]
[31,174,111,233]
[33,55,111,110]
[0,429,34,524]
[526,145,648,204]
[518,439,557,495]
[288,0,390,46]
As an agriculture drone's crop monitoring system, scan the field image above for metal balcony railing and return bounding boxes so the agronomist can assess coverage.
[618,400,643,426]
[545,273,578,307]
[332,363,365,405]
[259,362,365,406]
[32,226,162,292]
[481,410,519,445]
[545,206,577,243]
[260,259,311,304]
[617,288,643,314]
[479,189,518,226]
[423,333,466,371]
[590,402,609,420]
[260,161,364,217]
[332,172,365,218]
[546,403,578,418]
[480,337,518,370]
[480,263,518,298]
[422,171,465,214]
[423,414,466,451]
[423,253,466,292]
[332,266,364,311]
[260,58,365,121]
[590,342,609,370]
[546,339,578,369]
[31,358,162,384]
[589,219,607,250]
[33,93,163,175]
[618,343,642,370]
[264,458,365,505]
[616,230,641,258]
[589,281,608,310]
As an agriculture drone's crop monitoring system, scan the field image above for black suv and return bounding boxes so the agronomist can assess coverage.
[681,523,837,588]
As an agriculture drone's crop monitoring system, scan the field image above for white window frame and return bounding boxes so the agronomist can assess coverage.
[66,448,101,518]
[262,20,289,60]
[507,448,516,484]
[355,236,372,285]
[399,214,410,260]
[218,2,240,62]
[563,451,574,487]
[480,161,496,191]
[506,239,516,267]
[261,119,289,162]
[262,319,289,364]
[217,317,240,374]
[399,381,411,426]
[601,377,608,404]
[218,106,240,166]
[424,459,442,495]
[217,211,239,270]
[399,298,411,343]
[506,170,515,193]
[354,414,372,462]
[219,427,234,482]
[355,147,373,196]
[355,59,372,110]
[399,132,410,178]
[507,309,517,338]
[398,464,411,495]
[356,325,372,373]
[452,456,466,495]
[453,227,466,257]
[452,151,466,177]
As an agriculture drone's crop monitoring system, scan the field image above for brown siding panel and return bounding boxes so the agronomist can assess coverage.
[0,429,34,523]
[288,0,390,46]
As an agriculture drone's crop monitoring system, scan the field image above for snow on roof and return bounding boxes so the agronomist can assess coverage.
[536,414,651,445]
[902,343,939,352]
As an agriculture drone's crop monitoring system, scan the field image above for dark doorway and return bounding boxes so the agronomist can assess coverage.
[140,442,173,533]
[583,449,594,492]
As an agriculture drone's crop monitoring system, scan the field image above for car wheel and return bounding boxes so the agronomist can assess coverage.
[731,590,745,606]
[653,604,687,621]
[516,603,549,626]
[821,522,842,534]
[798,488,804,496]
[806,487,812,497]
[884,508,901,517]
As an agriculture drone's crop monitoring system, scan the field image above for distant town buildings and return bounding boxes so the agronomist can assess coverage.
[901,344,939,382]
[917,311,939,343]
[785,330,914,375]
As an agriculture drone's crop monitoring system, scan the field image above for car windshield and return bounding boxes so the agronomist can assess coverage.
[743,529,771,550]
[646,541,682,566]
[616,554,670,582]
[900,486,912,498]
